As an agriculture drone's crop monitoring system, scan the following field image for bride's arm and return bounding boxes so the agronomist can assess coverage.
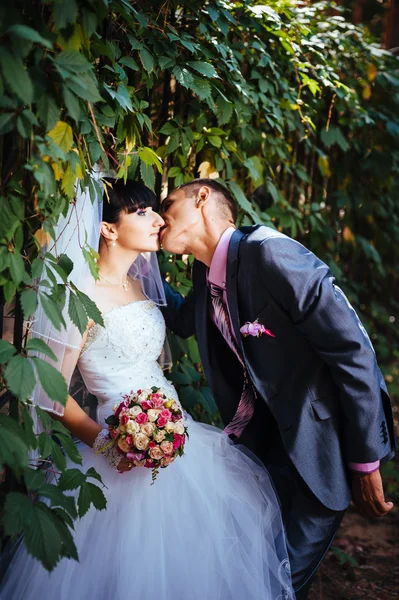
[48,329,133,472]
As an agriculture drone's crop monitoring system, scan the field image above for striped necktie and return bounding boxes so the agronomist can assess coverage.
[209,283,256,439]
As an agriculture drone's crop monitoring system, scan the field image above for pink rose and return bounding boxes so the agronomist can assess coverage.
[136,412,149,425]
[160,441,174,455]
[148,441,157,448]
[173,433,185,450]
[141,400,153,411]
[151,396,164,409]
[125,434,133,446]
[144,460,154,468]
[126,451,145,462]
[240,320,275,338]
[110,429,119,440]
[157,416,167,428]
[160,409,172,420]
[172,414,181,423]
[115,400,128,417]
[120,414,129,426]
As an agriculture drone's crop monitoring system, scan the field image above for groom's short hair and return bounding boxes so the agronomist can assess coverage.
[177,179,237,222]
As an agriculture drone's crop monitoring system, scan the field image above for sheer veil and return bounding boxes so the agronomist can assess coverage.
[28,170,170,419]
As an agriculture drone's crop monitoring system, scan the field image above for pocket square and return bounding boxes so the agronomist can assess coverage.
[240,320,275,338]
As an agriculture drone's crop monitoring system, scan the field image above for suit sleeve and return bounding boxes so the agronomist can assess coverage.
[259,236,393,463]
[161,280,196,339]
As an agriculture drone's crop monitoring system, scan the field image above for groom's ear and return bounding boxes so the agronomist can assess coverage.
[196,185,211,207]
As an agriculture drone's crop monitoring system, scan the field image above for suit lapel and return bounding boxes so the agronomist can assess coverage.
[195,280,212,377]
[226,229,246,356]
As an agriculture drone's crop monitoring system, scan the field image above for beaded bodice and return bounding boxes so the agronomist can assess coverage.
[78,300,178,426]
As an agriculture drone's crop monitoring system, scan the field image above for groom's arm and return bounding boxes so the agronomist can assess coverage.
[258,236,394,516]
[161,280,196,339]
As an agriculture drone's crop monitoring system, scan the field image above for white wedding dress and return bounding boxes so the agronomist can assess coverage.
[1,300,294,600]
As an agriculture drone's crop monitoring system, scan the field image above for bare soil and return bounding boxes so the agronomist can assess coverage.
[309,504,399,600]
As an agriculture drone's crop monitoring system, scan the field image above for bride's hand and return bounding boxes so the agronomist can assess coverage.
[118,457,136,473]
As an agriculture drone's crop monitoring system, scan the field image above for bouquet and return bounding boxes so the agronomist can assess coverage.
[105,387,188,482]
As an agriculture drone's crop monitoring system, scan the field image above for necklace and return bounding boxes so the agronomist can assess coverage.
[99,272,129,292]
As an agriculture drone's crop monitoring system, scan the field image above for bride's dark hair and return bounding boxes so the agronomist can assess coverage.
[102,178,159,223]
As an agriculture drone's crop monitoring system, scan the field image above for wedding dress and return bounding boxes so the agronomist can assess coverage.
[1,300,294,600]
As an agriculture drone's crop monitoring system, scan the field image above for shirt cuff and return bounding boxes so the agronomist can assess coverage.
[348,460,380,474]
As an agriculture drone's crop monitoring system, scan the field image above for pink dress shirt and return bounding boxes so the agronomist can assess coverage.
[208,227,379,475]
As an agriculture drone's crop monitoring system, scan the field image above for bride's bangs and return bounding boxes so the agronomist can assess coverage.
[102,178,159,222]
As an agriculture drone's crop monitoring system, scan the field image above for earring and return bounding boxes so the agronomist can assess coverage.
[111,238,117,247]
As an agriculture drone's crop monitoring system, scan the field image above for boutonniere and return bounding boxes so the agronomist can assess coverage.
[240,319,275,338]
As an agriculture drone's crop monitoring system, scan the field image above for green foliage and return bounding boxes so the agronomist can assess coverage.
[0,0,398,572]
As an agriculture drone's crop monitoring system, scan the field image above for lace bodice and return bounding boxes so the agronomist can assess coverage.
[78,300,178,426]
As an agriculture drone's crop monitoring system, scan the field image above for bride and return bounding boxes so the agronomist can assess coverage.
[1,178,294,600]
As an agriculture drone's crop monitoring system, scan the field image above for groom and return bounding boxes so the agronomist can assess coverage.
[159,179,395,599]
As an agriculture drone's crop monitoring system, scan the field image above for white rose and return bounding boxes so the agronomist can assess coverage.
[147,409,161,422]
[171,402,180,412]
[154,430,165,443]
[133,433,150,451]
[174,420,185,435]
[126,420,140,434]
[129,406,142,417]
[138,391,150,404]
[119,424,127,433]
[164,421,175,433]
[117,437,130,453]
[141,422,155,437]
[149,446,164,460]
[112,403,120,412]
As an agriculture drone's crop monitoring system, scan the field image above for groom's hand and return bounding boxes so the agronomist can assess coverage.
[350,469,394,518]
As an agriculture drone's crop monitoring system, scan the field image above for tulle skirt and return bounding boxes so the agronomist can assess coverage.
[1,417,294,600]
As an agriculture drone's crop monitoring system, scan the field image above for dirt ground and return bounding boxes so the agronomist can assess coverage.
[309,504,399,600]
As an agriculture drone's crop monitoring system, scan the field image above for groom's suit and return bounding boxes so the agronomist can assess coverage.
[162,225,395,596]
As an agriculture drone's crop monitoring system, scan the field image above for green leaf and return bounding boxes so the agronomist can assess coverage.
[63,88,80,123]
[138,147,162,172]
[38,431,54,458]
[76,290,104,326]
[24,466,46,489]
[119,56,139,71]
[4,355,36,400]
[20,288,39,317]
[58,468,85,491]
[86,466,104,485]
[188,61,218,79]
[168,166,182,178]
[37,94,60,131]
[7,25,52,49]
[20,403,38,450]
[9,251,25,285]
[36,405,52,430]
[54,433,82,465]
[40,293,66,331]
[78,481,106,518]
[66,73,102,104]
[139,49,154,73]
[0,416,29,474]
[0,47,33,104]
[140,161,155,190]
[24,502,64,571]
[190,76,212,100]
[39,483,77,519]
[55,50,92,74]
[26,338,57,361]
[32,356,68,405]
[227,181,259,223]
[4,281,16,303]
[49,438,67,471]
[3,492,33,536]
[54,0,78,30]
[172,66,194,89]
[208,135,222,148]
[68,291,88,335]
[48,121,74,154]
[0,339,17,363]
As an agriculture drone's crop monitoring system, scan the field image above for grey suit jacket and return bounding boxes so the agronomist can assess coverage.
[162,226,395,510]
